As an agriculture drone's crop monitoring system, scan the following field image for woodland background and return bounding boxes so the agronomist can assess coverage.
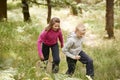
[0,0,120,80]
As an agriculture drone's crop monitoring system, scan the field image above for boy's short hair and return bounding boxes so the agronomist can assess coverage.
[75,23,85,32]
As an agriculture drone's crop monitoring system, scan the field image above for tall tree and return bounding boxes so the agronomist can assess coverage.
[0,0,7,21]
[75,0,82,14]
[22,0,31,22]
[46,0,51,23]
[105,0,114,38]
[75,0,81,3]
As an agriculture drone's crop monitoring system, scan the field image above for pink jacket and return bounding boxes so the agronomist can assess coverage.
[37,29,64,57]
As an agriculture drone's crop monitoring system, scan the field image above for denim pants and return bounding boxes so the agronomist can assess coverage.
[42,43,60,71]
[66,51,94,76]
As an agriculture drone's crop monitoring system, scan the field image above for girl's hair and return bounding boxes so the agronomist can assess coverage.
[45,17,60,31]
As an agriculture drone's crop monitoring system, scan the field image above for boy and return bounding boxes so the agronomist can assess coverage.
[62,23,94,80]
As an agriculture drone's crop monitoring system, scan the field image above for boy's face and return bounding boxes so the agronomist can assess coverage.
[76,27,86,38]
[52,23,60,31]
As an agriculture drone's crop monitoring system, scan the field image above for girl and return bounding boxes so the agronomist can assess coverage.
[37,17,64,73]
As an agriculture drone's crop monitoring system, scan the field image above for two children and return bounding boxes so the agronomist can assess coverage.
[37,17,94,80]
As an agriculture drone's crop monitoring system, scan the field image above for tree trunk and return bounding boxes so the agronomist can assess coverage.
[71,0,82,15]
[75,0,81,3]
[75,0,82,14]
[46,0,51,23]
[0,0,7,21]
[22,0,31,22]
[71,4,78,15]
[105,0,114,38]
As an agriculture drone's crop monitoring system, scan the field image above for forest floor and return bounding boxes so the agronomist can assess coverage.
[1,4,120,80]
[0,7,97,80]
[0,6,99,80]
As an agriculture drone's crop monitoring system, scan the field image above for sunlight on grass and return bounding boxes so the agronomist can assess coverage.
[0,1,120,80]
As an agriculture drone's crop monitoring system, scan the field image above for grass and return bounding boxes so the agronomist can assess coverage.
[0,1,120,80]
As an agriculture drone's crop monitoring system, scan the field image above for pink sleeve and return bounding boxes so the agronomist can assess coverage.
[58,30,64,48]
[37,31,45,57]
[37,35,43,57]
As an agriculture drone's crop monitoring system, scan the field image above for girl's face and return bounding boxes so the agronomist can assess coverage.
[52,23,60,31]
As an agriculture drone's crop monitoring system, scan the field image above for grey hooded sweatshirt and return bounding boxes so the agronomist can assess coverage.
[62,32,84,59]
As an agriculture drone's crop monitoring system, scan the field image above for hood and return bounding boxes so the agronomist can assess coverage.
[67,32,76,39]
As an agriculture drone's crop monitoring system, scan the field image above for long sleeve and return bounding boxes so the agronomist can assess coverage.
[58,30,64,48]
[62,39,76,59]
[37,34,43,57]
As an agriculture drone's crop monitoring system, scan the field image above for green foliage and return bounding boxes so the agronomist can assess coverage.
[7,1,21,10]
[51,0,73,8]
[88,40,120,80]
[82,0,102,4]
[1,0,120,80]
[0,20,44,79]
[114,7,120,29]
[0,22,19,68]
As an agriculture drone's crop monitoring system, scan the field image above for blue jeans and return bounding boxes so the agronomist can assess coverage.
[66,51,94,76]
[42,43,60,72]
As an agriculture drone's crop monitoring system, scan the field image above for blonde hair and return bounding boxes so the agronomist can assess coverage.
[45,17,60,31]
[75,23,85,32]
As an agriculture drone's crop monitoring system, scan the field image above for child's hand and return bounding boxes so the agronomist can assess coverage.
[40,54,44,61]
[61,44,63,48]
[75,55,80,60]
